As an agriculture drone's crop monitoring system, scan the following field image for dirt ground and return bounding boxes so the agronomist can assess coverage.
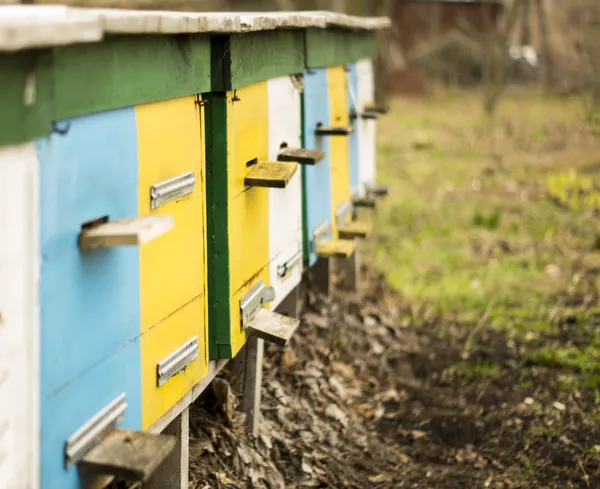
[186,89,600,489]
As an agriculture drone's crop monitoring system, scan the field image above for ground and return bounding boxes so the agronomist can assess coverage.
[187,89,600,489]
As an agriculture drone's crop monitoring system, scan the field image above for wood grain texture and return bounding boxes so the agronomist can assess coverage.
[80,429,176,482]
[277,147,325,165]
[244,161,298,189]
[338,220,372,239]
[246,309,299,347]
[78,215,174,249]
[315,239,356,258]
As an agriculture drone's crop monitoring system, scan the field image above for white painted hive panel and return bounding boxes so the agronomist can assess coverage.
[0,143,40,489]
[357,59,377,193]
[267,75,303,309]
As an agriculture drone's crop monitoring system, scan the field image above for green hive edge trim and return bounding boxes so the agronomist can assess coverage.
[0,34,211,148]
[211,30,305,91]
[203,91,233,360]
[304,28,376,69]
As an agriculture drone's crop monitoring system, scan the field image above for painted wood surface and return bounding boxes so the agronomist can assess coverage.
[302,68,332,267]
[228,82,271,357]
[267,75,303,310]
[347,63,361,196]
[135,96,208,429]
[0,5,102,52]
[0,143,39,489]
[212,30,305,91]
[327,66,351,238]
[305,28,375,69]
[356,58,376,194]
[204,92,232,360]
[0,35,211,148]
[37,108,140,397]
[41,340,141,489]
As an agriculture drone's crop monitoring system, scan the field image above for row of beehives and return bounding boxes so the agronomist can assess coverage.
[0,7,390,489]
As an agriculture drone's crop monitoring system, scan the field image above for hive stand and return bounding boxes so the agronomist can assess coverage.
[231,286,300,436]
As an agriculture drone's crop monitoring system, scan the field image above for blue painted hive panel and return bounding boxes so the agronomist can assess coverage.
[302,68,332,267]
[37,108,141,396]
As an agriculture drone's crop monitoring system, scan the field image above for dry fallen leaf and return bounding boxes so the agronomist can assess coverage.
[368,474,393,483]
[325,404,349,427]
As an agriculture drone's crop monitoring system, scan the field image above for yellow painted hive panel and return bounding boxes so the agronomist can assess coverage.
[327,66,351,237]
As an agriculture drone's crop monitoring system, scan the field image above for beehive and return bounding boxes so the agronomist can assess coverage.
[301,13,389,265]
[0,8,390,489]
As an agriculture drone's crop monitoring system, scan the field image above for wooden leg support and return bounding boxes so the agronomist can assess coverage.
[144,408,189,489]
[232,287,301,437]
[275,285,300,320]
[307,257,332,299]
[332,247,361,293]
[241,335,264,438]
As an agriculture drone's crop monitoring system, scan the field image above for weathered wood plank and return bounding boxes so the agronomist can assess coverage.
[366,184,390,197]
[315,124,354,136]
[338,220,372,239]
[363,103,389,115]
[0,5,102,52]
[145,409,189,489]
[244,161,298,189]
[78,215,173,249]
[351,196,377,208]
[80,429,177,482]
[277,147,325,165]
[246,308,300,347]
[315,239,356,258]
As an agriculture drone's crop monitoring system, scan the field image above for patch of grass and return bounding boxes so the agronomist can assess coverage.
[369,88,600,389]
[445,360,502,381]
[527,346,600,374]
[529,426,562,439]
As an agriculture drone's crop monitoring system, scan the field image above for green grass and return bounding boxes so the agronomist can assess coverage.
[369,88,600,391]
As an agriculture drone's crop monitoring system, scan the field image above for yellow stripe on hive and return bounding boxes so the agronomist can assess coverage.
[327,66,352,238]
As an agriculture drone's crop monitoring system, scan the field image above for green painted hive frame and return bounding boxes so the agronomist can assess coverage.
[202,12,390,359]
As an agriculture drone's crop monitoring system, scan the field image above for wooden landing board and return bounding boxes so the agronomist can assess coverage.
[78,215,174,249]
[246,309,299,347]
[244,161,298,189]
[360,112,379,120]
[366,184,390,197]
[80,429,177,482]
[350,110,377,120]
[315,239,356,259]
[315,124,354,136]
[363,103,389,115]
[277,147,325,165]
[338,220,372,239]
[351,196,377,208]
